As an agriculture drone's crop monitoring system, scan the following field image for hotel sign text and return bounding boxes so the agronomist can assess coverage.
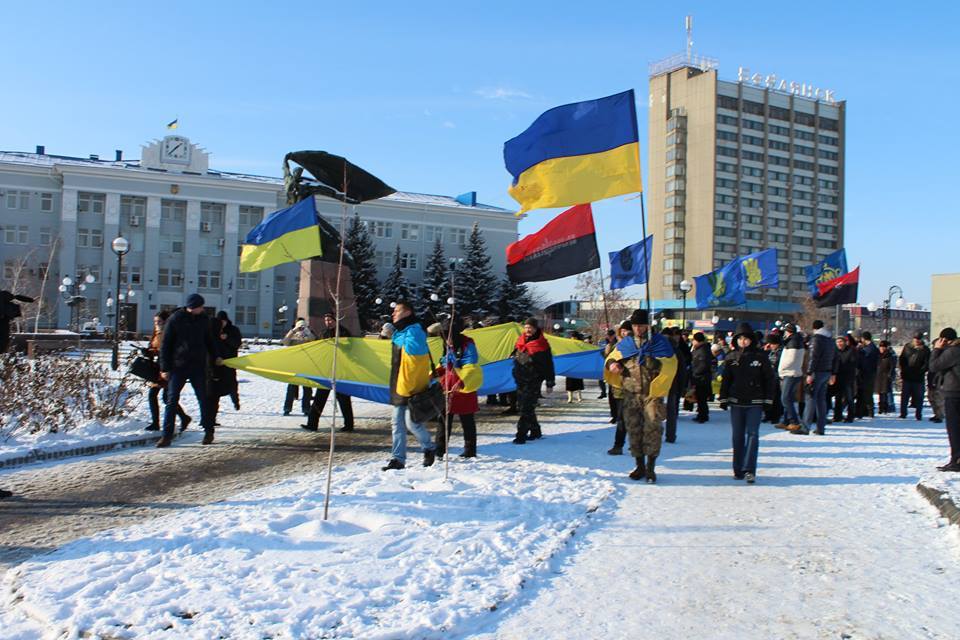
[738,67,837,104]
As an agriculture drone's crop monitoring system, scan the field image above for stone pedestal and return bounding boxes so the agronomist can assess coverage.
[297,259,362,336]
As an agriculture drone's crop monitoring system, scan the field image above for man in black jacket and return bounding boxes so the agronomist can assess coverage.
[665,327,690,443]
[158,293,216,447]
[929,328,960,471]
[899,333,930,421]
[690,332,713,423]
[833,335,858,423]
[302,312,356,432]
[797,320,836,435]
[856,331,879,418]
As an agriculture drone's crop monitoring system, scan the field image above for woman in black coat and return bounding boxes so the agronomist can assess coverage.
[208,311,242,419]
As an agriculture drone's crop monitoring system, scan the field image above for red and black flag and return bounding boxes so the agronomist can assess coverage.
[506,204,600,282]
[814,266,860,308]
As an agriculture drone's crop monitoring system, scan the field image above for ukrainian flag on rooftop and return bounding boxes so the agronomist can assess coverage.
[503,89,642,215]
[240,195,322,272]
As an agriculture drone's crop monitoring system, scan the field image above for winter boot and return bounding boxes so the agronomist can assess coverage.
[202,430,215,445]
[645,455,657,484]
[382,458,405,471]
[459,444,477,458]
[179,415,192,433]
[423,449,436,467]
[628,457,646,481]
[575,391,583,403]
[145,422,160,431]
[156,436,173,448]
[566,391,574,403]
[607,446,623,455]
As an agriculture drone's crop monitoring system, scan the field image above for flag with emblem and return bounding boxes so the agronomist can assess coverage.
[608,235,653,290]
[741,248,779,290]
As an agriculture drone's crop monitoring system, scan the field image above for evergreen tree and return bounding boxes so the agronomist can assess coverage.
[344,213,379,329]
[418,237,449,320]
[455,222,498,320]
[496,273,536,323]
[381,245,412,306]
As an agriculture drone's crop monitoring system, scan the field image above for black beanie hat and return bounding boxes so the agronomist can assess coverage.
[629,308,649,325]
[524,317,540,329]
[940,327,958,341]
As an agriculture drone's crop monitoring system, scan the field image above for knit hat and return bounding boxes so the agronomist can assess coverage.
[733,322,755,341]
[619,320,632,332]
[782,322,796,333]
[629,309,649,325]
[523,317,540,328]
[940,327,958,341]
[185,293,205,309]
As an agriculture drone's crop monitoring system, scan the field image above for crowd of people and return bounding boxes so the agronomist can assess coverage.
[3,289,960,501]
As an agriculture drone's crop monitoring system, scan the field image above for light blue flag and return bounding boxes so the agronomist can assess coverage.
[608,235,653,290]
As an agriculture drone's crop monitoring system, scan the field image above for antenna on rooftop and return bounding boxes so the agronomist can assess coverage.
[685,15,693,61]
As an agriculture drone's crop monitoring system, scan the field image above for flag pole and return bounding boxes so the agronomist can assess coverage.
[321,164,349,521]
[639,192,653,318]
[595,262,612,331]
[443,266,457,481]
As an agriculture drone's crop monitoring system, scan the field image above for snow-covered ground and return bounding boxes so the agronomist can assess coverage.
[2,375,960,639]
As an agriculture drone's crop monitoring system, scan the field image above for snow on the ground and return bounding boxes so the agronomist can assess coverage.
[0,418,151,464]
[3,376,960,639]
[2,450,615,638]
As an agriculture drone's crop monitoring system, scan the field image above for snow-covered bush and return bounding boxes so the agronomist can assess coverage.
[0,352,141,440]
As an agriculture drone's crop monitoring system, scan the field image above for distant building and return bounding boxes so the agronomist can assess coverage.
[932,273,960,337]
[847,305,931,346]
[0,137,515,337]
[646,53,845,306]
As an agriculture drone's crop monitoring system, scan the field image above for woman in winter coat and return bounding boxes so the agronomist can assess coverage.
[207,311,242,421]
[144,310,191,432]
[718,323,775,484]
[875,340,897,414]
[434,315,483,458]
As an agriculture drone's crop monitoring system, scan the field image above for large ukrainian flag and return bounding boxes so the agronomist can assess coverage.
[240,196,323,272]
[504,89,642,215]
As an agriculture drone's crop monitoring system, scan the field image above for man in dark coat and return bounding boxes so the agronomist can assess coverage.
[833,335,859,423]
[665,327,691,443]
[899,333,930,421]
[929,328,960,471]
[158,293,216,447]
[512,317,555,444]
[0,290,33,352]
[302,312,356,432]
[856,331,879,418]
[797,320,836,435]
[876,340,897,414]
[690,332,713,423]
[208,311,242,422]
[764,333,784,424]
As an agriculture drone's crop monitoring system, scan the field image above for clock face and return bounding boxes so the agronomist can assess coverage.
[161,136,190,163]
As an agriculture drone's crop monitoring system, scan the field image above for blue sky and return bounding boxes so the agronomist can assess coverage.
[2,1,956,308]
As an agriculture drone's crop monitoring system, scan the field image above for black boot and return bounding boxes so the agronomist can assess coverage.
[628,457,646,481]
[645,455,657,484]
[423,449,436,467]
[459,443,477,458]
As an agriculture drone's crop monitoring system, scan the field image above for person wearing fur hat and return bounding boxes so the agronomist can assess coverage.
[512,317,555,444]
[718,322,775,483]
[929,328,960,471]
[282,318,318,416]
[605,309,676,483]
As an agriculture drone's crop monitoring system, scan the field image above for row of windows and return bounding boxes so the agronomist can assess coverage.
[5,190,54,211]
[716,146,840,174]
[718,134,837,160]
[717,97,840,131]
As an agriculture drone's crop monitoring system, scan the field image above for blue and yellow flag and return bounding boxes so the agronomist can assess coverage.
[240,196,322,272]
[603,333,677,398]
[695,260,747,309]
[503,90,642,215]
[741,248,779,290]
[166,118,179,130]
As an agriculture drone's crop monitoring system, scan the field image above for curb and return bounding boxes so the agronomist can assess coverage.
[0,434,161,471]
[916,482,960,527]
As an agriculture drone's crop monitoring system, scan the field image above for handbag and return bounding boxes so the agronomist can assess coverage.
[130,356,161,382]
[408,349,445,424]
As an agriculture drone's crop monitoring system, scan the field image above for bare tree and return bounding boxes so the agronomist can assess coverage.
[793,295,831,334]
[573,270,634,338]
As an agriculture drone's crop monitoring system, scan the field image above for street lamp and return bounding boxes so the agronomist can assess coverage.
[679,279,692,328]
[110,236,130,370]
[59,274,95,331]
[882,285,904,343]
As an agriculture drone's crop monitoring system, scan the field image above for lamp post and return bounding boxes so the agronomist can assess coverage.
[882,285,904,343]
[679,279,692,328]
[110,236,130,370]
[58,274,95,331]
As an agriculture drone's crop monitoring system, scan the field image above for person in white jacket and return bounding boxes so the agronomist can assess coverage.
[777,323,806,430]
[281,318,318,416]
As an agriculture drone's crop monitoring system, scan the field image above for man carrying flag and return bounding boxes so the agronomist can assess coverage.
[503,90,642,214]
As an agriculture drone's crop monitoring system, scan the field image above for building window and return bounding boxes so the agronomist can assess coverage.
[717,95,738,110]
[275,275,287,291]
[40,192,54,212]
[375,250,395,268]
[425,225,443,243]
[717,114,738,126]
[198,270,221,290]
[77,228,103,248]
[201,202,226,225]
[77,264,101,282]
[3,225,29,244]
[119,195,146,219]
[399,252,419,270]
[767,154,790,167]
[768,106,790,121]
[199,237,223,257]
[39,227,52,246]
[794,159,815,171]
[819,117,839,132]
[742,100,764,116]
[717,146,738,158]
[239,205,263,227]
[794,112,815,127]
[742,118,765,132]
[119,265,143,286]
[77,192,105,214]
[400,223,420,241]
[741,150,764,162]
[369,221,393,238]
[794,144,815,157]
[158,268,184,288]
[235,305,258,326]
[742,134,764,147]
[449,228,468,247]
[717,130,737,142]
[716,162,737,175]
[160,235,184,254]
[161,199,187,222]
[5,190,29,210]
[237,272,259,291]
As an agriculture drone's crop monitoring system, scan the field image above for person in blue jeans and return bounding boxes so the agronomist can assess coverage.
[381,300,437,471]
[776,323,805,430]
[719,323,775,483]
[797,320,837,435]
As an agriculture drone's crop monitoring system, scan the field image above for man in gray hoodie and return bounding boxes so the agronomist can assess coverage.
[796,320,836,435]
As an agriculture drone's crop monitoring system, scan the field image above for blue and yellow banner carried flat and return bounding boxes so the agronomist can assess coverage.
[239,195,323,272]
[503,89,642,215]
[224,323,603,404]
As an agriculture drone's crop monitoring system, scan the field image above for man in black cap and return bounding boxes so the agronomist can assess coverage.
[511,317,555,443]
[930,328,960,471]
[898,332,930,421]
[302,312,355,432]
[158,293,217,447]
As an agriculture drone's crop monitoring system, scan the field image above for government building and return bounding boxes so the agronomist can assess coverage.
[646,53,846,315]
[0,136,516,337]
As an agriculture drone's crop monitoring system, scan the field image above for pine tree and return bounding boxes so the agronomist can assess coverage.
[496,273,536,323]
[455,222,498,320]
[381,245,412,306]
[344,213,380,329]
[418,237,448,320]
